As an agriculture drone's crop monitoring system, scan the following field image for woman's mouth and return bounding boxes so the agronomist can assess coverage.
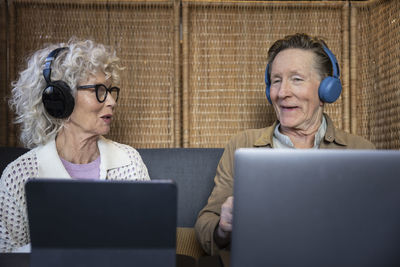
[101,115,112,123]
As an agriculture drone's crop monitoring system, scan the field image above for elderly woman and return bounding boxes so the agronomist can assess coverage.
[0,38,149,252]
[194,33,375,255]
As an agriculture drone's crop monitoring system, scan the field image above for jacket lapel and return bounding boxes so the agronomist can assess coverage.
[36,139,71,179]
[35,136,131,180]
[98,136,131,179]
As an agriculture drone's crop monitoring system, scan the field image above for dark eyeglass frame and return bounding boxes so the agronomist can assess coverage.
[77,84,120,103]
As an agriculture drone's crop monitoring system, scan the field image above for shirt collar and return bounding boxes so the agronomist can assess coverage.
[253,113,346,148]
[272,116,327,149]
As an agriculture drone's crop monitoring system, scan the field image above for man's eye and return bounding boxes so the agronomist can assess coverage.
[272,79,281,84]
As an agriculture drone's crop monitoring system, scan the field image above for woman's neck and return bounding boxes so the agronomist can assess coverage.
[56,128,100,164]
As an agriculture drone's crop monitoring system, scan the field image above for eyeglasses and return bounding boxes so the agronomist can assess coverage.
[77,84,120,103]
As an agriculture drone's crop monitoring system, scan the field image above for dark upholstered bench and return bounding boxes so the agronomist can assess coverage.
[0,147,224,259]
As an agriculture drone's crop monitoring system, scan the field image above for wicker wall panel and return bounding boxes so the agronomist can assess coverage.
[6,0,179,148]
[0,0,9,146]
[352,0,400,149]
[4,0,399,149]
[182,1,348,148]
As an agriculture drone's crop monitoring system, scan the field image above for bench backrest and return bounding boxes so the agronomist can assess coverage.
[137,148,223,227]
[0,147,30,176]
[0,147,223,228]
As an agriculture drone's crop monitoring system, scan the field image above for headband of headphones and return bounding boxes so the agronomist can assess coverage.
[43,47,68,84]
[322,45,340,79]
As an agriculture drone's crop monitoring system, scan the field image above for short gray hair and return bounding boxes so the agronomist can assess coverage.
[267,33,333,81]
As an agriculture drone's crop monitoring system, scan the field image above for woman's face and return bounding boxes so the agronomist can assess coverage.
[269,48,323,132]
[68,72,117,138]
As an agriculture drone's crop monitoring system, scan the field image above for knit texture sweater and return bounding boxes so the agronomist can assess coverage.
[0,136,150,252]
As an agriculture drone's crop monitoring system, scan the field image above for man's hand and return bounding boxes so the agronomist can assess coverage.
[214,196,234,247]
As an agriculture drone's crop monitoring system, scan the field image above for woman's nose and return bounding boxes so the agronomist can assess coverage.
[105,94,117,107]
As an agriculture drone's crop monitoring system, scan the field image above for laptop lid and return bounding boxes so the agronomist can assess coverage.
[25,179,177,267]
[231,149,400,267]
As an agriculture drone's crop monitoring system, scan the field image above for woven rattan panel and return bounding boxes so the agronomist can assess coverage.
[0,0,9,146]
[7,0,179,148]
[182,1,348,148]
[352,0,400,149]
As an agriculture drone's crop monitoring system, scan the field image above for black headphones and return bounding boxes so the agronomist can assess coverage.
[42,47,75,119]
[265,45,342,104]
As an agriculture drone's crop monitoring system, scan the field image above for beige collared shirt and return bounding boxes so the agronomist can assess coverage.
[273,115,327,149]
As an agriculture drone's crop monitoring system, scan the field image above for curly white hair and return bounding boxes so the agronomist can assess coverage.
[9,37,122,148]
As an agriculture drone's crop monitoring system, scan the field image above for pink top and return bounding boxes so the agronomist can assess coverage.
[60,156,101,180]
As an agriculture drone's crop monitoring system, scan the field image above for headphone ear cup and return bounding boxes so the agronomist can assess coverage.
[265,84,272,104]
[42,80,75,119]
[318,77,342,103]
[265,64,272,104]
[265,85,272,104]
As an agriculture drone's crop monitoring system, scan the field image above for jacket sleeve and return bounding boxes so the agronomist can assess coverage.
[194,136,237,255]
[0,162,31,252]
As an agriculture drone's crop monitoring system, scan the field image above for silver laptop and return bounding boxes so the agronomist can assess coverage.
[231,148,400,267]
[25,179,177,267]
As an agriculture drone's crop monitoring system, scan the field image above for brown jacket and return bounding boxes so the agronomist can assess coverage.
[194,114,375,255]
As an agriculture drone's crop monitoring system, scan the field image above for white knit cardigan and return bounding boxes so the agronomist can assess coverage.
[0,136,150,252]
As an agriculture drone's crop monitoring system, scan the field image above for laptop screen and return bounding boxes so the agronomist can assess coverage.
[25,179,177,267]
[231,149,400,267]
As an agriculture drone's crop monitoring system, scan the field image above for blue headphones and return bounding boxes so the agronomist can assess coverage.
[265,45,342,104]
